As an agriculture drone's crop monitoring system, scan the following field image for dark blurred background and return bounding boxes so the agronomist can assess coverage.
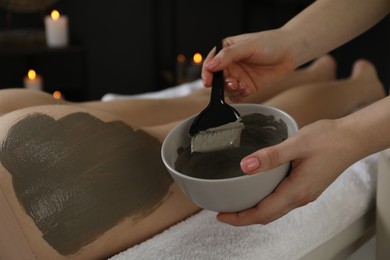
[0,0,389,101]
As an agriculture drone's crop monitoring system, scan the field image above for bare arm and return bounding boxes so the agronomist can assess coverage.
[283,0,390,66]
[341,95,390,161]
[202,0,390,101]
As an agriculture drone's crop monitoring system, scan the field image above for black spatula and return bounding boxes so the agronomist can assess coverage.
[189,41,244,153]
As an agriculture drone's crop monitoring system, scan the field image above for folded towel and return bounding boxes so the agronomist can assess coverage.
[110,153,378,260]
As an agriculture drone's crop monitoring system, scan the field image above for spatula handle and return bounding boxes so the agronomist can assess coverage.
[210,41,225,103]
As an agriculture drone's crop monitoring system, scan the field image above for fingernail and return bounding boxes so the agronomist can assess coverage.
[241,157,260,172]
[225,81,236,90]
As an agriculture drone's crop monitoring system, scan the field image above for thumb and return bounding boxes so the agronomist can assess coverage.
[205,39,251,71]
[240,139,296,174]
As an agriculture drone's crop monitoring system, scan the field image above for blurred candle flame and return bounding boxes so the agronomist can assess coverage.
[193,53,202,64]
[52,91,62,100]
[177,54,186,63]
[27,69,37,80]
[51,10,60,20]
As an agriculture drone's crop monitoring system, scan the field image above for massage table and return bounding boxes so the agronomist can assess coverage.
[103,80,390,260]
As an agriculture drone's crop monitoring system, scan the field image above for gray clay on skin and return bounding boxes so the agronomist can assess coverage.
[0,112,173,255]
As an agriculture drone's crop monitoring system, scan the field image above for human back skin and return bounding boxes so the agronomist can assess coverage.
[0,105,200,260]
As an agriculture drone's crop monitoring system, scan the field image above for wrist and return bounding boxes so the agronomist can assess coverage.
[278,26,310,69]
[335,117,370,163]
[337,98,390,161]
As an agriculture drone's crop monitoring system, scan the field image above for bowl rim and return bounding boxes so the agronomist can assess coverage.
[161,104,298,183]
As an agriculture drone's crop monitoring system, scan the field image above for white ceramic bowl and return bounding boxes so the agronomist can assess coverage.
[161,104,298,212]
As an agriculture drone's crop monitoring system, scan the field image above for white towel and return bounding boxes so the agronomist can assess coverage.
[110,153,378,260]
[101,80,204,101]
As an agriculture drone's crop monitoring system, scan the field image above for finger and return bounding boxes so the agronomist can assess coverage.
[240,137,298,174]
[201,47,216,88]
[212,39,253,71]
[224,77,248,92]
[203,38,248,88]
[204,37,250,72]
[227,90,250,103]
[217,207,264,226]
[224,77,239,91]
[216,184,293,226]
[227,91,250,103]
[217,174,307,226]
[224,79,251,103]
